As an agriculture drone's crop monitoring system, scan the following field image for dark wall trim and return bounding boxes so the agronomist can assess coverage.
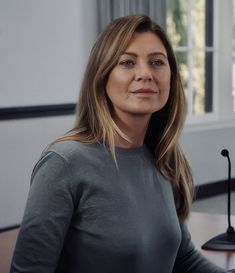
[194,178,235,200]
[0,103,76,121]
[0,224,20,233]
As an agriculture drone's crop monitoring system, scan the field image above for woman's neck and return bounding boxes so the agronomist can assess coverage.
[113,113,151,148]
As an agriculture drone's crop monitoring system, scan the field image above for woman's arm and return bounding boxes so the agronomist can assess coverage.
[173,221,228,273]
[10,151,76,273]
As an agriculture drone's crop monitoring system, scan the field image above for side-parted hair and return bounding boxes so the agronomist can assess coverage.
[56,15,193,220]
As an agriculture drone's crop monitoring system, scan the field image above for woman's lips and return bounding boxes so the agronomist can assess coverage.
[131,88,159,94]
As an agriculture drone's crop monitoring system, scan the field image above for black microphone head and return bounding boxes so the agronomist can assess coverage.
[221,149,229,157]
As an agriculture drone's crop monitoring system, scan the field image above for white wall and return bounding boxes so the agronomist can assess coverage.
[181,126,235,186]
[0,0,97,107]
[0,116,74,228]
[0,0,235,229]
[0,0,98,228]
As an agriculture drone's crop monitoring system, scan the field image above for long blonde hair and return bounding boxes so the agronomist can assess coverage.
[56,15,193,220]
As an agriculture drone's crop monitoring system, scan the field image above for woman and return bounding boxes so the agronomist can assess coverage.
[11,15,227,273]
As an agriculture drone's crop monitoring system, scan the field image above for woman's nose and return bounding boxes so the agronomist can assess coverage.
[135,64,153,81]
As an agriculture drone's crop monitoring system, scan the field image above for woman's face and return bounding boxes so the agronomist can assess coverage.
[106,32,171,121]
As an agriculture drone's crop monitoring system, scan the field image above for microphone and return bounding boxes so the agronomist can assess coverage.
[221,149,229,157]
[202,149,235,251]
[221,149,234,234]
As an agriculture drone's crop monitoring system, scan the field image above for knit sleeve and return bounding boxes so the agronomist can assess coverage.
[10,151,77,273]
[173,221,228,273]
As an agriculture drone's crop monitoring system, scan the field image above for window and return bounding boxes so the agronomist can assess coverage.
[167,0,214,116]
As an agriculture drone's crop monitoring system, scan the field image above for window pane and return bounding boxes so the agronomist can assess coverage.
[176,52,188,95]
[192,51,206,114]
[167,0,214,116]
[167,0,188,47]
[191,0,206,48]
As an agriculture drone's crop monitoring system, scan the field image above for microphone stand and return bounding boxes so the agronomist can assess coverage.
[202,149,235,251]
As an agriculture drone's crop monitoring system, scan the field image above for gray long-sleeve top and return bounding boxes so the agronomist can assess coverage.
[10,141,227,273]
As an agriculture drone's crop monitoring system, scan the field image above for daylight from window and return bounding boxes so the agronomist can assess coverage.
[167,0,213,116]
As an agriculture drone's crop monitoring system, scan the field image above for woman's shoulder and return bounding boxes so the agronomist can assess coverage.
[45,140,89,155]
[42,140,106,163]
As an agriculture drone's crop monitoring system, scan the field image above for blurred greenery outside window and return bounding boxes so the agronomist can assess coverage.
[166,0,214,116]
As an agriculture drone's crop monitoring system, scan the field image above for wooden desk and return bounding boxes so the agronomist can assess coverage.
[0,228,19,273]
[188,212,235,270]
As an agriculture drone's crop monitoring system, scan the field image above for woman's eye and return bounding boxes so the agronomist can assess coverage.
[150,60,164,67]
[119,60,135,68]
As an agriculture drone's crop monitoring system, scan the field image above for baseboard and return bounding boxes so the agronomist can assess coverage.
[0,224,20,233]
[194,178,235,200]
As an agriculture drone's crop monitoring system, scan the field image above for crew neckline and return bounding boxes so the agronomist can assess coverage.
[114,145,147,154]
[94,141,149,156]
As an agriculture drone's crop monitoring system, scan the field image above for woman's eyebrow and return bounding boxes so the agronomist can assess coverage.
[121,51,167,59]
[120,52,138,57]
[148,52,167,59]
